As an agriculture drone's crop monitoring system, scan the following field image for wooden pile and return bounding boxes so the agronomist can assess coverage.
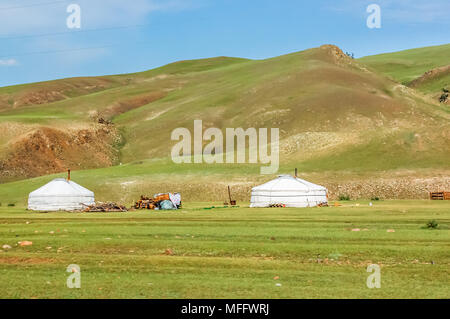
[83,202,128,212]
[134,194,170,210]
[429,192,450,200]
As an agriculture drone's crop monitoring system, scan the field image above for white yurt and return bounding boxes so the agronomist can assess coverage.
[250,175,328,208]
[28,173,95,211]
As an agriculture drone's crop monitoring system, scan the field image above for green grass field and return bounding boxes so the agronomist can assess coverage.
[1,200,449,299]
[359,44,450,85]
[359,44,450,96]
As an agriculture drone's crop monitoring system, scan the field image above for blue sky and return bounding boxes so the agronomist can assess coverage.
[0,0,449,87]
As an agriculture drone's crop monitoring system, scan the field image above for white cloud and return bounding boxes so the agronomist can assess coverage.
[0,58,18,66]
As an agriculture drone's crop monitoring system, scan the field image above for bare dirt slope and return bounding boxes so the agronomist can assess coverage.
[0,122,121,182]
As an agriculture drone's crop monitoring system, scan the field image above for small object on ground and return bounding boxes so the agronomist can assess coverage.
[49,231,55,234]
[369,202,373,207]
[84,202,127,212]
[202,205,240,210]
[269,204,286,208]
[18,241,33,247]
[97,117,112,125]
[351,229,361,232]
[387,229,396,233]
[165,248,174,256]
[317,202,329,207]
[160,200,176,210]
[227,186,237,206]
[275,283,282,287]
[270,237,276,241]
[334,202,342,207]
[273,276,280,280]
[425,220,439,229]
[2,244,12,250]
[134,193,181,210]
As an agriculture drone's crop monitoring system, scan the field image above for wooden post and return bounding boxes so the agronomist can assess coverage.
[67,169,71,181]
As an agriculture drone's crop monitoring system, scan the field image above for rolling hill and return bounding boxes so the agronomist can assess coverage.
[359,43,450,99]
[0,44,449,203]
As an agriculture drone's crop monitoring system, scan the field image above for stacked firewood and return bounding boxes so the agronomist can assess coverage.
[83,202,128,212]
[134,194,171,210]
[134,196,157,210]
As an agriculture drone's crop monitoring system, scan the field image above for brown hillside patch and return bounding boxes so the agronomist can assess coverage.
[101,91,166,119]
[0,124,122,182]
[0,122,38,148]
[319,45,353,66]
[13,89,68,107]
[0,77,118,110]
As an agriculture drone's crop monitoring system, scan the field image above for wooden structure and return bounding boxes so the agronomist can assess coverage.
[227,186,237,206]
[134,193,174,210]
[429,192,450,200]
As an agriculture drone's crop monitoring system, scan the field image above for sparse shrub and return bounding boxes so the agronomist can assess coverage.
[7,203,15,207]
[371,197,380,201]
[426,220,439,229]
[339,195,350,201]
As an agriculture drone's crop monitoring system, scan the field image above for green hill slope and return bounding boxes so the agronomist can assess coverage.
[358,43,450,96]
[0,45,449,201]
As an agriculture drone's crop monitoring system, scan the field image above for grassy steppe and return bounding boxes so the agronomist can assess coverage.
[2,44,449,186]
[359,44,450,85]
[359,44,450,94]
[0,201,449,299]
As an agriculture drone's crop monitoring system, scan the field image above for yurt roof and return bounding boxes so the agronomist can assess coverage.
[252,175,327,192]
[29,178,94,197]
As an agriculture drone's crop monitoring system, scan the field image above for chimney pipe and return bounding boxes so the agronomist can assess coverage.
[295,168,298,178]
[67,169,71,181]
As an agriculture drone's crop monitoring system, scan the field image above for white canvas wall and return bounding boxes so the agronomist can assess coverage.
[250,175,328,208]
[28,178,95,211]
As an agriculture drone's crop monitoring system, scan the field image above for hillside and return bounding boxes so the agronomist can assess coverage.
[359,44,450,101]
[0,44,449,202]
